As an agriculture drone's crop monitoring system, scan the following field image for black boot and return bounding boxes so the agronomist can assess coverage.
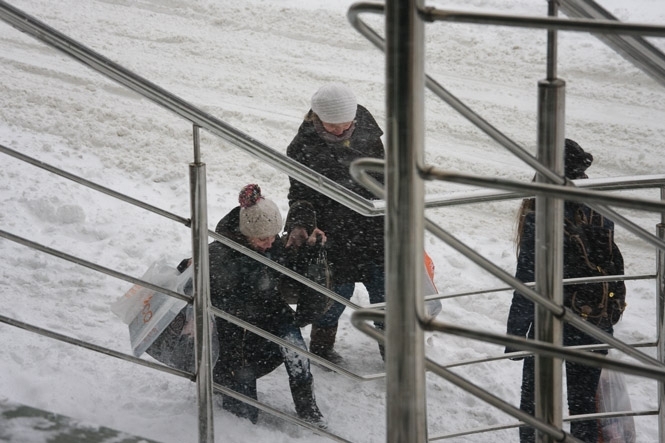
[310,324,343,365]
[214,366,259,424]
[290,378,326,428]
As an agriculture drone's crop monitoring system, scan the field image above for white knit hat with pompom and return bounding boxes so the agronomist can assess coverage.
[238,184,283,238]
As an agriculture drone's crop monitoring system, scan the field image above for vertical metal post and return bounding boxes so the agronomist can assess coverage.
[534,2,565,442]
[385,0,427,441]
[190,124,214,442]
[657,187,665,442]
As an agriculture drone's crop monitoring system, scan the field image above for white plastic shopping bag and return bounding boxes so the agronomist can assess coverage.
[145,302,220,372]
[596,368,636,443]
[110,259,190,357]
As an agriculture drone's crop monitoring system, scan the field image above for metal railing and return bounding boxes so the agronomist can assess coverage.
[2,0,665,442]
[0,2,384,442]
[348,0,665,441]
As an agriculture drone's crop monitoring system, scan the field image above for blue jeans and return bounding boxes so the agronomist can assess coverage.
[313,262,385,328]
[279,324,313,383]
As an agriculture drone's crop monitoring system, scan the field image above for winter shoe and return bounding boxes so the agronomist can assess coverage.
[309,325,344,365]
[221,394,259,424]
[290,379,326,428]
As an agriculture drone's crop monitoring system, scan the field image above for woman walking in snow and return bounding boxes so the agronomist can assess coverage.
[506,139,626,442]
[210,184,325,426]
[286,83,386,363]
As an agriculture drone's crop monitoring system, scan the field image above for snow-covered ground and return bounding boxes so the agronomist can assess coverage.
[1,0,665,441]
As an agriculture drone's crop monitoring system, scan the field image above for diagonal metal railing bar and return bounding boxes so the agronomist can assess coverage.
[418,6,665,37]
[0,313,193,380]
[0,1,384,220]
[427,406,657,442]
[0,229,192,304]
[423,174,665,209]
[210,306,384,381]
[422,167,665,214]
[421,167,665,255]
[206,230,364,312]
[211,382,352,443]
[0,144,191,227]
[559,0,665,88]
[442,341,657,370]
[371,273,655,309]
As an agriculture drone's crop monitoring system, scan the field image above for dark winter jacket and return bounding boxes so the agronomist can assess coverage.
[210,203,323,375]
[506,202,615,347]
[209,207,296,375]
[286,105,385,282]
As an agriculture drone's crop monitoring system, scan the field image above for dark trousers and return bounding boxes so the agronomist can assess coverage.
[314,261,384,328]
[519,354,603,442]
[214,324,312,423]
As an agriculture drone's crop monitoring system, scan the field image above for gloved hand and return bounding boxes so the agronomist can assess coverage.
[286,227,327,248]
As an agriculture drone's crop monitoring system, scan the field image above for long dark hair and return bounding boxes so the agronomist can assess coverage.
[515,197,535,256]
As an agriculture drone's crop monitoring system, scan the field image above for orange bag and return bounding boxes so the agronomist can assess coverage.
[423,252,441,317]
[425,252,436,285]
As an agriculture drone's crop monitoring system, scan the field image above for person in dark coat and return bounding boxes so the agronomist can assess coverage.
[210,184,324,426]
[506,139,624,442]
[286,83,386,363]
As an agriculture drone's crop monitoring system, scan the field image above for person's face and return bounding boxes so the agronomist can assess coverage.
[248,235,275,252]
[322,121,353,136]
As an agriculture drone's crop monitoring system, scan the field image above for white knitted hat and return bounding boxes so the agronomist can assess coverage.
[238,184,283,238]
[311,83,358,124]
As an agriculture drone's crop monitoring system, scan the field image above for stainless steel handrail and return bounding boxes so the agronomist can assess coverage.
[560,0,665,88]
[0,313,193,380]
[0,143,191,227]
[372,273,655,308]
[0,229,192,304]
[423,174,665,208]
[348,3,665,441]
[3,0,664,441]
[211,382,353,443]
[210,306,384,381]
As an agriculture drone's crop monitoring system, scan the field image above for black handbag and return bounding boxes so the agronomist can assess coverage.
[281,243,333,327]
